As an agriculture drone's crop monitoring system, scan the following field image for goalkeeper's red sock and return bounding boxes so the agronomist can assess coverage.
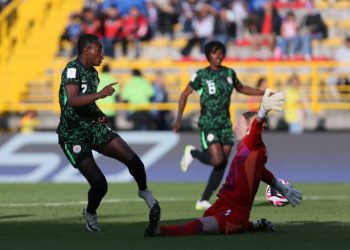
[160,219,203,236]
[247,221,254,231]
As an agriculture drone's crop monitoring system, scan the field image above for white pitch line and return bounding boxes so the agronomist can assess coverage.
[254,195,350,201]
[0,195,348,208]
[0,197,189,207]
[300,195,350,200]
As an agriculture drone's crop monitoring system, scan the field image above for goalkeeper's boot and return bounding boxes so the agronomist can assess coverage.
[195,200,211,210]
[180,145,195,172]
[83,208,101,232]
[144,201,161,237]
[253,218,275,232]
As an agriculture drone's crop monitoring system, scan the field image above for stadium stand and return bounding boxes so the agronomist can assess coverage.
[0,0,83,108]
[0,0,349,131]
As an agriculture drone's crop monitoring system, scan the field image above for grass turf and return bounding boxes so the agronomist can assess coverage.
[0,183,349,250]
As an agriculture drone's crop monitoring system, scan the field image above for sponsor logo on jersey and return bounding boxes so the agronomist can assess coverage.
[227,77,233,85]
[224,209,232,216]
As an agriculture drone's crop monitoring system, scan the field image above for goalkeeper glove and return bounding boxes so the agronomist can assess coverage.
[274,180,303,207]
[258,89,285,119]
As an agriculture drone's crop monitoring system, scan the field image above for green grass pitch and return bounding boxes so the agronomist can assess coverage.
[0,183,349,250]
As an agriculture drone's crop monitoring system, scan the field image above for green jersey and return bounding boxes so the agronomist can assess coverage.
[190,66,239,130]
[57,60,102,136]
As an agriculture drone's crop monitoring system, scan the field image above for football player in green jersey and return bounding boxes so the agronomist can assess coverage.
[173,41,265,210]
[57,34,160,232]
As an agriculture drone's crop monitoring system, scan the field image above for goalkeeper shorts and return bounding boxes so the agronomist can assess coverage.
[203,199,249,234]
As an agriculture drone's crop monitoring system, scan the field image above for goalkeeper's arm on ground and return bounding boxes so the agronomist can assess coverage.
[273,179,303,207]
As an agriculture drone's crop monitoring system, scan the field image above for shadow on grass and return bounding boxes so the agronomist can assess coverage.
[0,214,33,220]
[0,219,349,250]
[252,201,272,207]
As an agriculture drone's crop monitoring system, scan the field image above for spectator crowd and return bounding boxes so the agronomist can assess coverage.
[59,0,332,61]
[55,0,349,133]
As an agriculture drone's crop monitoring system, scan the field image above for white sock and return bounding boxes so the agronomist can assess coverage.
[138,189,156,209]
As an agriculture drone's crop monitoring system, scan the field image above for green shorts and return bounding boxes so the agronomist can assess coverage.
[199,127,235,151]
[58,121,119,167]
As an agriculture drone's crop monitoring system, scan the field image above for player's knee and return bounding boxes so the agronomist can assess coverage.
[211,157,227,170]
[210,157,221,167]
[216,163,227,171]
[125,154,144,169]
[198,217,219,233]
[92,177,108,196]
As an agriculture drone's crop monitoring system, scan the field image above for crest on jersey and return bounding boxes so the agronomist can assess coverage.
[73,145,81,153]
[207,133,215,142]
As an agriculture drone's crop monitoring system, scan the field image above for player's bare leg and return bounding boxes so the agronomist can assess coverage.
[196,144,232,210]
[77,156,108,232]
[100,137,158,209]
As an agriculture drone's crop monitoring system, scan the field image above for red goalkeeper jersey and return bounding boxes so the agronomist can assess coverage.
[217,118,274,215]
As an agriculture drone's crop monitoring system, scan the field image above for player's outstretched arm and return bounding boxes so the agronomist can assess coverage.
[273,179,303,207]
[257,89,285,121]
[66,82,117,107]
[236,82,265,96]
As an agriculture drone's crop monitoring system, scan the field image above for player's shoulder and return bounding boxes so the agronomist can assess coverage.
[62,60,83,81]
[90,66,99,75]
[190,68,204,82]
[63,60,79,72]
[194,67,212,78]
[198,66,213,73]
[222,66,236,76]
[65,59,79,68]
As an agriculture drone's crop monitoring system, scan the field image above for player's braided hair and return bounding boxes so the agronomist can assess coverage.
[204,41,226,61]
[77,34,100,55]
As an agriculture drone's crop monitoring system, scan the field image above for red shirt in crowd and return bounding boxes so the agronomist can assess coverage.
[123,13,148,39]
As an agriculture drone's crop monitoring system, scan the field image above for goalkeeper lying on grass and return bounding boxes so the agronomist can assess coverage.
[145,89,302,236]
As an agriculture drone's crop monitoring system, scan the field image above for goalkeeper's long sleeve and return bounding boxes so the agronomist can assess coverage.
[261,167,274,186]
